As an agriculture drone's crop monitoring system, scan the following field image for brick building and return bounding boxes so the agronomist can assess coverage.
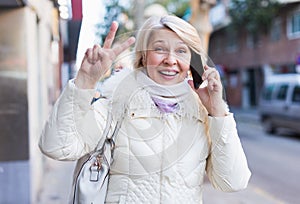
[209,1,300,108]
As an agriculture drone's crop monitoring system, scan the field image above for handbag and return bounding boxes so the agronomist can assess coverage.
[71,112,122,204]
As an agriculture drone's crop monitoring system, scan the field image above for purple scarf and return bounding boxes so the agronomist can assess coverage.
[151,97,179,113]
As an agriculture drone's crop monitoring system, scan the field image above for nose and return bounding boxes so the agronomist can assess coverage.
[163,52,177,65]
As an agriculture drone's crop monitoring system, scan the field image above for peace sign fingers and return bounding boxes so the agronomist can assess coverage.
[102,21,135,61]
[112,36,136,58]
[76,21,135,89]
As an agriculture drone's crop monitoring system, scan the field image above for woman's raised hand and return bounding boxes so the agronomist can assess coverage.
[188,65,227,117]
[75,21,135,89]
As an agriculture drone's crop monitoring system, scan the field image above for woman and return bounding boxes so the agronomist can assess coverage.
[39,15,251,203]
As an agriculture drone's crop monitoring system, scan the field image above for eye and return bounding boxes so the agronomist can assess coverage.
[154,47,163,51]
[154,47,166,52]
[177,48,187,54]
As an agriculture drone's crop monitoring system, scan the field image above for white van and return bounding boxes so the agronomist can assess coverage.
[258,74,300,134]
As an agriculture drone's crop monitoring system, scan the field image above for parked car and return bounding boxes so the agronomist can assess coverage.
[258,74,300,134]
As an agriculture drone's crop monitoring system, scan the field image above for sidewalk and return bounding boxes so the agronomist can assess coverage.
[38,108,280,204]
[37,158,75,204]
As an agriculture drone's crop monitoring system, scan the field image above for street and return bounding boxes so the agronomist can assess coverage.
[38,109,300,204]
[239,118,300,204]
[203,110,300,204]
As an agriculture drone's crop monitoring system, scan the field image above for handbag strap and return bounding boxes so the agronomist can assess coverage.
[94,110,124,152]
[95,111,112,150]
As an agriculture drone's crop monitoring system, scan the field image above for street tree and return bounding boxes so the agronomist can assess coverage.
[229,0,280,36]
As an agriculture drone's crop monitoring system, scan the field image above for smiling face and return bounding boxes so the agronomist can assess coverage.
[145,28,191,85]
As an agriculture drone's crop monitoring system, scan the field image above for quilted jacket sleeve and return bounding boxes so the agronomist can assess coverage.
[206,113,251,192]
[39,80,109,161]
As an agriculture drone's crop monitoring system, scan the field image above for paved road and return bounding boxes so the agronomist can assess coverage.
[204,109,300,204]
[236,121,300,204]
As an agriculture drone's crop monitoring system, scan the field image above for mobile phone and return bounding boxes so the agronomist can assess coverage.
[190,50,204,89]
[189,53,226,101]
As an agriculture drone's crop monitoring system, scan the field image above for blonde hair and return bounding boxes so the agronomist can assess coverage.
[133,15,205,69]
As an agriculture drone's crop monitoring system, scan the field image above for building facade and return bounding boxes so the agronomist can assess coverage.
[0,0,62,203]
[209,1,300,108]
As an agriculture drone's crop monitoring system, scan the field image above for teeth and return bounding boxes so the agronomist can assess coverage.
[160,71,177,76]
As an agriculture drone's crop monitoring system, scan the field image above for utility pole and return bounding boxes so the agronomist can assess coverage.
[189,0,216,54]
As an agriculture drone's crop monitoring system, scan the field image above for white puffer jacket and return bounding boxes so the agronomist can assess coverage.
[39,70,251,204]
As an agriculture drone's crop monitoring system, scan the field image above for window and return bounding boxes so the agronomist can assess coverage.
[246,32,261,48]
[276,84,288,100]
[292,85,300,103]
[262,85,275,100]
[215,37,222,54]
[287,11,300,39]
[270,18,281,42]
[226,29,238,52]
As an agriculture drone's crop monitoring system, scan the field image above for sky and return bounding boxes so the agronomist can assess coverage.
[75,0,105,70]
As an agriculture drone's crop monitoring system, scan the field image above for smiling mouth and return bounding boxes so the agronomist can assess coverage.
[159,70,178,76]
